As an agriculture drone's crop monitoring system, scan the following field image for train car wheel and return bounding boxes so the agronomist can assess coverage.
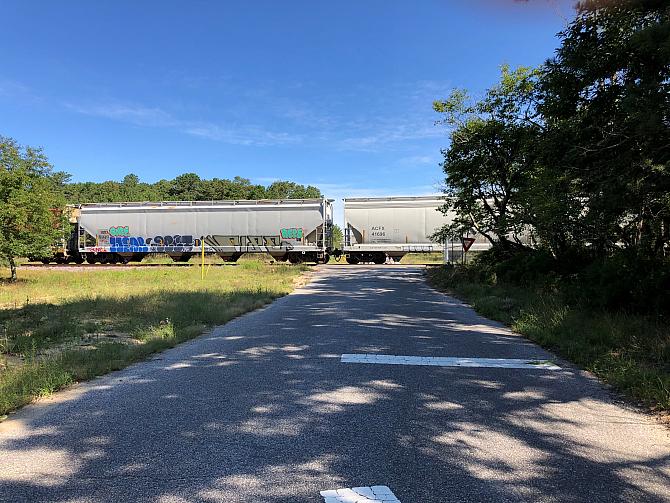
[41,258,51,265]
[86,255,98,264]
[225,253,242,263]
[346,254,360,265]
[288,253,302,264]
[99,254,113,264]
[373,253,386,265]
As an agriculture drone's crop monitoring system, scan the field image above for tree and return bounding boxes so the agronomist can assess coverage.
[122,173,140,186]
[265,180,322,199]
[168,173,204,200]
[0,137,65,281]
[433,65,541,249]
[62,174,324,204]
[331,223,343,249]
[540,0,670,258]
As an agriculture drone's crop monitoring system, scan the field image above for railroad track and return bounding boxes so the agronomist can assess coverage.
[19,262,239,269]
[18,262,419,270]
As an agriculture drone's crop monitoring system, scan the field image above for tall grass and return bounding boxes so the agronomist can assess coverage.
[427,266,670,412]
[400,252,444,264]
[0,262,307,416]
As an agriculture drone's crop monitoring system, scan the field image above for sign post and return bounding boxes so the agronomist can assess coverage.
[201,237,205,280]
[460,237,475,265]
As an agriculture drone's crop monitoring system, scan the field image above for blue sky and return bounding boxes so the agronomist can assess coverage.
[1,0,574,215]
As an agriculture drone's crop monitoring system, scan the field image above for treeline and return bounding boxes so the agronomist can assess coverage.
[63,173,322,203]
[434,0,669,312]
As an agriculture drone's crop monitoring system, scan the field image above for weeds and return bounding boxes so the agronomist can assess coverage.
[400,252,444,265]
[427,266,670,411]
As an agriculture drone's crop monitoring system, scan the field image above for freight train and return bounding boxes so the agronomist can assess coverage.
[37,196,491,265]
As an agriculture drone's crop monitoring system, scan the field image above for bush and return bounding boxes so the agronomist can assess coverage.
[468,246,670,314]
[470,246,558,287]
[573,252,670,313]
[427,264,670,410]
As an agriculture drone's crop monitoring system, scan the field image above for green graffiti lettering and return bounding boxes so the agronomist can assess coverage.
[280,228,303,239]
[109,226,130,237]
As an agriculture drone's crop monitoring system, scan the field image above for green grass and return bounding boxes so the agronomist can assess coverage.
[427,266,670,412]
[400,252,444,264]
[0,261,307,416]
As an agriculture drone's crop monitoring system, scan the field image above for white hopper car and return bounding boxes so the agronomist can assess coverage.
[342,196,490,264]
[70,199,334,264]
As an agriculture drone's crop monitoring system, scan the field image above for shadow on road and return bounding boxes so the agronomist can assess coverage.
[0,267,668,502]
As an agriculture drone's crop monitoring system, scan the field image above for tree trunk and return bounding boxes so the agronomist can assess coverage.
[8,257,17,282]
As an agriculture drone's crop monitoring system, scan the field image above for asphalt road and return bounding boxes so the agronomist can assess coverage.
[1,265,668,502]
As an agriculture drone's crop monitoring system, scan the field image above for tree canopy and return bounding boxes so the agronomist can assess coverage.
[434,0,669,310]
[63,174,322,204]
[433,65,541,249]
[0,137,67,281]
[539,0,670,258]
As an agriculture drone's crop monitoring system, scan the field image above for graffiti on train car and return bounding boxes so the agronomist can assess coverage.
[204,235,283,247]
[280,228,303,240]
[109,226,130,237]
[104,234,288,253]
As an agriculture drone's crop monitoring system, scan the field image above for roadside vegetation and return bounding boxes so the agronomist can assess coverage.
[0,137,67,281]
[429,2,669,412]
[399,252,443,264]
[428,260,669,412]
[0,261,307,417]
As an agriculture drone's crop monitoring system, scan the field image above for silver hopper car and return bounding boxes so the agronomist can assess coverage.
[342,196,490,264]
[72,198,334,264]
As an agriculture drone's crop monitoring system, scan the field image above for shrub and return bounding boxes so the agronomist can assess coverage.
[469,246,670,314]
[573,252,670,313]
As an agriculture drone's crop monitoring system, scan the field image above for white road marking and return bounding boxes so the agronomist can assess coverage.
[340,354,560,370]
[320,485,400,502]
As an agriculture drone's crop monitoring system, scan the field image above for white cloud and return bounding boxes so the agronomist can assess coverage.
[63,77,451,150]
[65,103,177,128]
[182,124,303,146]
[0,79,42,103]
[337,124,443,152]
[397,154,439,166]
[0,79,30,97]
[67,102,303,147]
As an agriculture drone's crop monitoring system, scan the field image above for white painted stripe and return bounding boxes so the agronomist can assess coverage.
[340,354,560,370]
[320,485,400,502]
